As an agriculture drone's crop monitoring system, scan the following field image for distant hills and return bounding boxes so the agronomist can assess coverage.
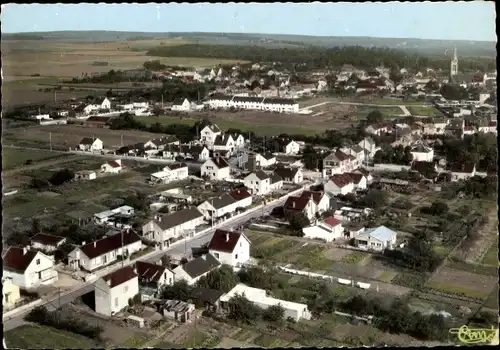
[2,30,496,57]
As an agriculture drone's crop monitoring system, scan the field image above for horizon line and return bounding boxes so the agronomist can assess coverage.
[1,29,496,43]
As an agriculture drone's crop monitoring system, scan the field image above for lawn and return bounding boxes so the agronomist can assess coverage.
[363,98,430,106]
[341,251,369,265]
[408,106,443,117]
[481,238,498,266]
[425,281,491,300]
[2,148,69,170]
[483,285,499,310]
[135,115,320,137]
[5,324,98,349]
[355,105,403,116]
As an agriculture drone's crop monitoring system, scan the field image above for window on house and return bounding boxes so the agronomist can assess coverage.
[36,259,40,265]
[114,297,119,307]
[169,278,172,284]
[124,285,128,293]
[235,254,239,259]
[214,253,219,259]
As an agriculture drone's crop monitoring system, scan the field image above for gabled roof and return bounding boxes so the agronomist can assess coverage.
[262,97,297,105]
[80,137,97,145]
[180,254,221,279]
[253,170,270,181]
[273,167,299,179]
[102,266,137,288]
[30,233,66,246]
[165,162,188,171]
[411,143,433,153]
[351,145,364,153]
[271,173,283,184]
[329,174,354,187]
[229,188,252,201]
[214,134,233,146]
[172,98,188,106]
[188,287,225,304]
[209,157,229,169]
[208,229,247,253]
[450,162,475,174]
[79,230,141,259]
[107,160,122,168]
[262,153,275,160]
[135,261,171,283]
[153,207,204,231]
[3,247,39,272]
[359,226,396,242]
[284,196,311,211]
[203,124,221,133]
[300,191,325,205]
[344,172,365,185]
[209,194,237,210]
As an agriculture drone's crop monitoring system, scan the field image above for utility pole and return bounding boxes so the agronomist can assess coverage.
[54,90,57,103]
[49,132,52,151]
[161,94,164,109]
[121,230,125,267]
[121,134,123,147]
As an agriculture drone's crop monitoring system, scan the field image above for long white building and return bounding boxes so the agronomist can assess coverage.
[207,94,299,113]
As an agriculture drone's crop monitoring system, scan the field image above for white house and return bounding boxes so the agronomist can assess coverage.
[354,226,397,252]
[344,172,368,191]
[324,174,355,196]
[322,150,357,178]
[244,170,271,196]
[232,134,246,149]
[197,194,237,222]
[135,260,175,290]
[150,163,189,184]
[93,205,135,227]
[84,97,111,114]
[410,142,434,162]
[269,138,300,155]
[162,144,209,162]
[273,167,303,184]
[94,266,139,316]
[208,229,251,267]
[358,137,379,158]
[2,247,58,289]
[449,162,476,182]
[302,216,343,243]
[78,137,103,152]
[172,98,192,112]
[172,254,221,285]
[144,136,180,150]
[212,134,235,154]
[365,124,392,136]
[30,233,67,253]
[101,159,123,174]
[220,284,311,322]
[228,188,253,209]
[353,168,374,184]
[200,124,222,146]
[251,153,276,168]
[201,157,230,181]
[3,277,21,309]
[67,230,143,272]
[141,207,204,249]
[299,191,331,214]
[207,95,299,113]
[283,196,316,221]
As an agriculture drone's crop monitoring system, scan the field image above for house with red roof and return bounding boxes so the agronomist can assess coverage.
[344,172,368,191]
[324,174,355,196]
[67,230,143,272]
[201,157,230,181]
[30,233,67,253]
[302,216,344,242]
[322,149,357,178]
[283,196,316,221]
[229,187,253,209]
[2,246,58,289]
[208,229,251,267]
[101,159,123,174]
[300,191,331,214]
[95,266,139,316]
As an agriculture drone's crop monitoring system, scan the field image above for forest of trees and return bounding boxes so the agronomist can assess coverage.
[147,44,496,72]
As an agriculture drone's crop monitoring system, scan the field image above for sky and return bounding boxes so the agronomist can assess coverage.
[1,2,497,41]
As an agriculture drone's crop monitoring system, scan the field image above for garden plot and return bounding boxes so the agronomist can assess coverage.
[216,337,260,348]
[427,266,497,300]
[323,247,355,261]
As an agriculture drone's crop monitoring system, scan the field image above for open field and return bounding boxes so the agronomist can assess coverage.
[5,324,98,349]
[426,266,497,300]
[136,110,351,136]
[2,147,71,170]
[356,97,431,105]
[408,106,443,116]
[2,124,162,150]
[481,238,498,266]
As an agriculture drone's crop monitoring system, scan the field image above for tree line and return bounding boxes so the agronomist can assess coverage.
[147,44,496,72]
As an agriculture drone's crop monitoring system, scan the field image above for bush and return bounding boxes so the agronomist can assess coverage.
[25,306,103,339]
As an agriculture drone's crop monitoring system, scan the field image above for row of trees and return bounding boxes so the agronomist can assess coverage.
[146,44,496,73]
[65,69,153,84]
[373,145,413,165]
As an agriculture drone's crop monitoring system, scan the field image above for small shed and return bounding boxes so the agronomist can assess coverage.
[127,315,145,328]
[162,300,195,323]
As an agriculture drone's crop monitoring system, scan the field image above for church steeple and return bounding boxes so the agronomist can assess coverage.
[450,47,458,82]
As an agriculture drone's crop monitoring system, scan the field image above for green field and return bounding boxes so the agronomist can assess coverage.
[355,105,403,116]
[481,239,498,266]
[2,148,69,170]
[364,98,430,106]
[135,115,320,136]
[5,325,98,349]
[408,106,443,116]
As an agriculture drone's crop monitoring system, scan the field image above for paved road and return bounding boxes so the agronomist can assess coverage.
[2,191,295,332]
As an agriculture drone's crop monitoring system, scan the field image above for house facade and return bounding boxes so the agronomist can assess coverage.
[200,124,222,146]
[2,247,58,289]
[101,159,123,174]
[244,171,271,196]
[201,157,231,181]
[172,254,221,285]
[2,277,21,309]
[302,217,343,242]
[197,194,237,221]
[95,266,139,316]
[410,142,435,162]
[229,188,253,209]
[283,196,316,221]
[78,137,103,152]
[208,230,251,267]
[324,174,355,195]
[68,230,143,272]
[354,226,397,252]
[135,260,175,290]
[449,163,476,182]
[172,98,192,112]
[30,233,67,253]
[150,163,189,184]
[300,191,331,214]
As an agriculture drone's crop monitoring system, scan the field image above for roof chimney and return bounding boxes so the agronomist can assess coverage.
[94,241,97,248]
[292,201,296,208]
[82,241,86,246]
[106,279,111,286]
[22,247,28,255]
[226,233,230,242]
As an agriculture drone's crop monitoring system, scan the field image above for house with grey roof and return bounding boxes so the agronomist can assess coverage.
[141,207,204,249]
[410,141,434,162]
[354,226,397,252]
[244,170,271,196]
[212,134,235,155]
[200,124,222,146]
[78,137,103,152]
[172,253,221,285]
[197,194,238,222]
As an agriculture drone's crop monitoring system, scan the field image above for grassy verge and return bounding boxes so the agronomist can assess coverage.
[425,281,490,300]
[5,324,98,349]
[341,251,369,264]
[135,115,320,136]
[392,272,428,289]
[2,148,70,170]
[481,239,498,266]
[483,285,499,310]
[408,106,442,116]
[445,258,498,277]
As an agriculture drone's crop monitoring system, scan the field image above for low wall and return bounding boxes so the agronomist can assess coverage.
[3,298,43,319]
[366,164,411,172]
[40,119,68,126]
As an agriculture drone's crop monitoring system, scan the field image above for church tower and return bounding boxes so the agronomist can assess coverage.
[450,47,458,82]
